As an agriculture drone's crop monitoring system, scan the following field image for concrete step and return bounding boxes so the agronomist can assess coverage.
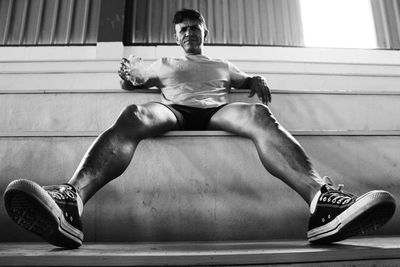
[1,133,399,242]
[1,237,400,266]
[2,45,400,93]
[2,68,400,92]
[1,46,399,244]
[1,90,400,133]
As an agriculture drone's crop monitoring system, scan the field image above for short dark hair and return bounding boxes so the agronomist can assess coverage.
[173,8,207,29]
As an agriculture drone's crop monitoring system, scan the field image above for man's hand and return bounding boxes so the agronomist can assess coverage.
[248,76,271,104]
[118,57,132,82]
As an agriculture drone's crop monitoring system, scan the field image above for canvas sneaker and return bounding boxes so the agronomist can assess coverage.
[4,179,83,248]
[307,177,396,244]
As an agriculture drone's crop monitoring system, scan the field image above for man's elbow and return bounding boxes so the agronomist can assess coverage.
[120,79,135,91]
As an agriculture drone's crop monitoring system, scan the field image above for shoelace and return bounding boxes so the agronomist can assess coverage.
[320,176,355,205]
[47,185,77,201]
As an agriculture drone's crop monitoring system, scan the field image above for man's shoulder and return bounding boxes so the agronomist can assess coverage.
[194,55,231,66]
[159,57,185,64]
[157,55,230,66]
[202,55,231,65]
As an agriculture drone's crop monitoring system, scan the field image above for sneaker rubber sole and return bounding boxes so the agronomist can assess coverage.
[307,190,396,244]
[3,179,83,248]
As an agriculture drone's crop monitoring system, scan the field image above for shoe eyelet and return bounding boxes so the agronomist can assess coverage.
[322,218,325,223]
[66,191,76,199]
[332,199,336,203]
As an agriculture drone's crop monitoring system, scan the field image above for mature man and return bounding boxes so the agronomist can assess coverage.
[4,9,396,248]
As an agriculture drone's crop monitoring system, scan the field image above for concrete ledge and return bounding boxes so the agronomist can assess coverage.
[2,46,400,93]
[3,58,400,78]
[2,130,400,137]
[2,71,400,92]
[1,45,399,64]
[1,237,400,266]
[3,88,400,95]
[1,91,400,132]
[1,135,399,242]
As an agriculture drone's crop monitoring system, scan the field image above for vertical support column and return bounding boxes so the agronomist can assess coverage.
[96,0,126,59]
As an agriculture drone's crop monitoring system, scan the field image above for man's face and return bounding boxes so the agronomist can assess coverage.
[175,19,208,55]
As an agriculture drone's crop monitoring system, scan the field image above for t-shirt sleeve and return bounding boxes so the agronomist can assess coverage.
[146,58,163,79]
[144,58,163,88]
[227,60,251,89]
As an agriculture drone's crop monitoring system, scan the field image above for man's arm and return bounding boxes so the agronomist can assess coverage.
[120,79,144,90]
[119,77,161,91]
[247,75,271,105]
[118,57,161,91]
[229,62,271,104]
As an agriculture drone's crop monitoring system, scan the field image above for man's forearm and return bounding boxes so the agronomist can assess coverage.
[242,76,254,89]
[120,79,147,90]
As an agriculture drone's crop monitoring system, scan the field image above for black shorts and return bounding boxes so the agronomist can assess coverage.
[159,103,227,130]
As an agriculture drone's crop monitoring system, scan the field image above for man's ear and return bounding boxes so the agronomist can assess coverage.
[204,29,209,42]
[174,33,180,45]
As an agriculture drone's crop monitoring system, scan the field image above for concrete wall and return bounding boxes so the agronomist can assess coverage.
[1,134,399,242]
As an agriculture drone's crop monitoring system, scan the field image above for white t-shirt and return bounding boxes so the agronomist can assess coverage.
[147,54,248,108]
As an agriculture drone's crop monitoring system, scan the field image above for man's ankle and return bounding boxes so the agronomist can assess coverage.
[309,190,322,214]
[66,183,84,216]
[76,192,83,216]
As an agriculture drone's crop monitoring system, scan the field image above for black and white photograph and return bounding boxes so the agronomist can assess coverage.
[0,0,399,266]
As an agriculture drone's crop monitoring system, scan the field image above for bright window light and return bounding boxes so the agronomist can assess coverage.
[300,0,377,48]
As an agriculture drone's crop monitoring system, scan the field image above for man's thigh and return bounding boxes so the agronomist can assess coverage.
[140,102,180,127]
[207,102,257,136]
[119,102,181,136]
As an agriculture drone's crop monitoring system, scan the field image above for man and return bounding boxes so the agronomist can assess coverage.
[4,9,396,248]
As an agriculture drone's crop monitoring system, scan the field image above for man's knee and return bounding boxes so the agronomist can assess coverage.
[115,104,148,128]
[248,103,278,128]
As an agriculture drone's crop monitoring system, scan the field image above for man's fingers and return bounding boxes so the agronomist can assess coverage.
[121,58,132,72]
[259,88,267,104]
[119,65,127,75]
[247,76,271,104]
[121,61,130,70]
[256,88,262,102]
[267,87,272,103]
[248,88,256,98]
[118,67,127,78]
[118,70,126,80]
[262,87,270,104]
[119,61,132,77]
[118,66,131,81]
[263,90,268,104]
[118,70,128,81]
[249,87,267,104]
[252,85,265,104]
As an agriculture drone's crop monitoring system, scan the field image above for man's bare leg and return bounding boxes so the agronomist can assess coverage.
[208,102,323,205]
[208,102,396,244]
[4,102,179,247]
[68,102,180,204]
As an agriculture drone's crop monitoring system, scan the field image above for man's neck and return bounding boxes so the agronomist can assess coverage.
[184,46,203,56]
[185,51,203,56]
